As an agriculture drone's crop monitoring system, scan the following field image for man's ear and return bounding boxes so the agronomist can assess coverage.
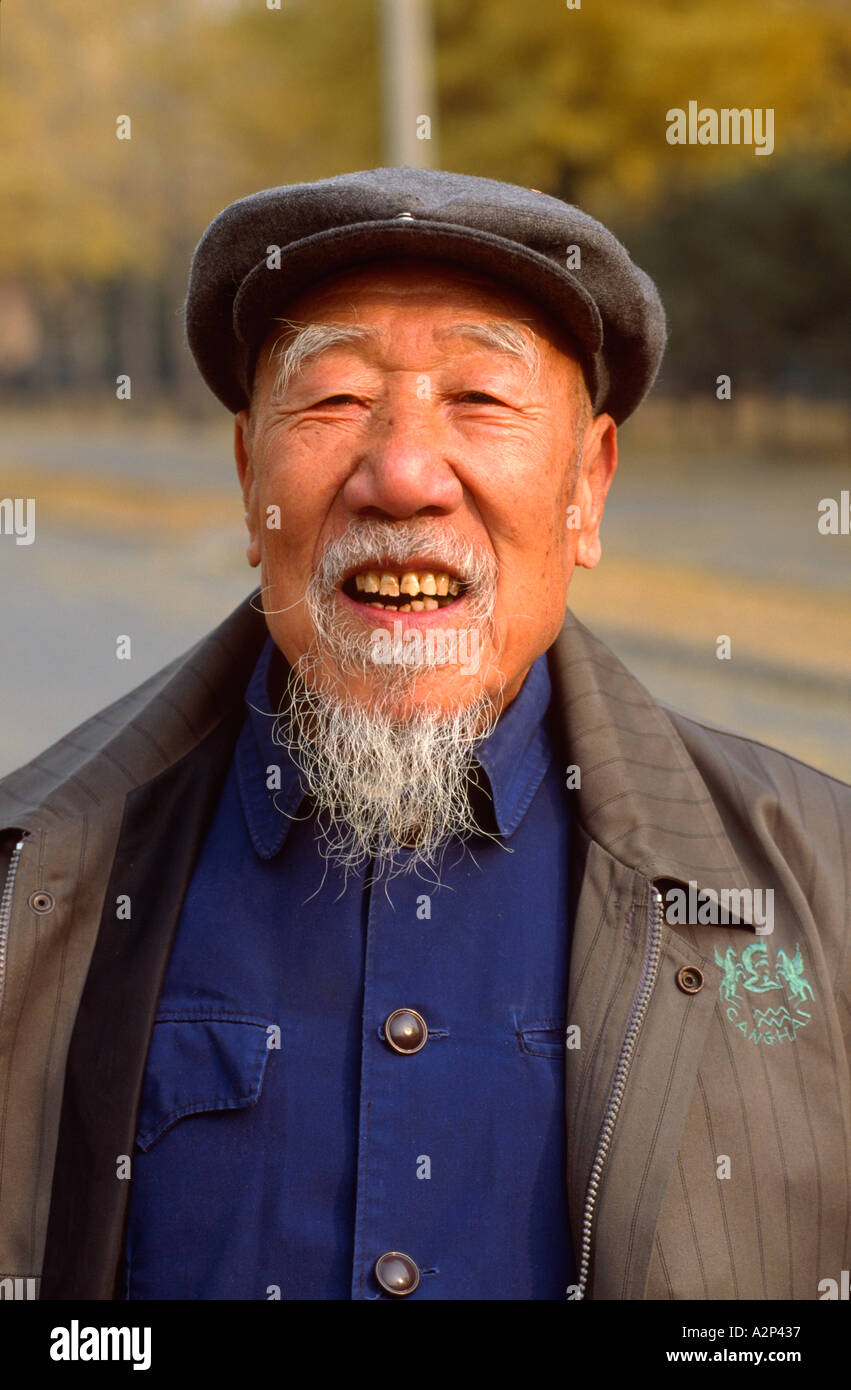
[234,410,262,569]
[573,414,618,570]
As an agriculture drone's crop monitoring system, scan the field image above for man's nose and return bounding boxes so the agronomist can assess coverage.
[341,409,464,519]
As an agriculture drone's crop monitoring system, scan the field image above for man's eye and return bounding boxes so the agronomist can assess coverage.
[455,390,506,405]
[310,393,361,407]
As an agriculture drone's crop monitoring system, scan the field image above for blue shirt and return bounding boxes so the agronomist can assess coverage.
[123,638,575,1300]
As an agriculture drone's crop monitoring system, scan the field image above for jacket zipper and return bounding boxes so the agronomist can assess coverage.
[574,884,664,1299]
[0,834,27,1018]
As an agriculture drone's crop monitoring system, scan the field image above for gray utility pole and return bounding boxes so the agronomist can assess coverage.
[380,0,438,168]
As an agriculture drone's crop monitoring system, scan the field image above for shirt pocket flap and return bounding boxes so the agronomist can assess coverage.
[517,1018,565,1059]
[135,1013,277,1152]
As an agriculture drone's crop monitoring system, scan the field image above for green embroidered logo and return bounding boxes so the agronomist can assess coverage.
[714,941,813,1045]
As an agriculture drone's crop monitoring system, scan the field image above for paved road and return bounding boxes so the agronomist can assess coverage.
[2,415,848,781]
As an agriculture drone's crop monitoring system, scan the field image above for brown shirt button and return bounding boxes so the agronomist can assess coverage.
[384,1008,428,1054]
[375,1251,420,1296]
[677,965,704,994]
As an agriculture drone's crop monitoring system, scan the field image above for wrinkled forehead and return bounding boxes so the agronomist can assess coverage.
[252,256,586,379]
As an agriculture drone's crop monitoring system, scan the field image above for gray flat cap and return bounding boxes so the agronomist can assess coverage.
[185,166,666,424]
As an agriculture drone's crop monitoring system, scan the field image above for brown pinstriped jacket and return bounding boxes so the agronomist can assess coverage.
[0,594,849,1299]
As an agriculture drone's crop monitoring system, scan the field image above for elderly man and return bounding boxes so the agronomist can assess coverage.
[0,169,848,1303]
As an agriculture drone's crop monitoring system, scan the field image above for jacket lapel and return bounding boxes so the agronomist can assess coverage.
[549,610,754,898]
[39,712,245,1298]
[39,717,246,1301]
[550,610,752,1298]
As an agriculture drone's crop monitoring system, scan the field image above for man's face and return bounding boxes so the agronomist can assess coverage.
[234,259,617,718]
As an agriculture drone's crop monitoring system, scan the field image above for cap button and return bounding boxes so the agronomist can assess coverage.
[394,211,415,220]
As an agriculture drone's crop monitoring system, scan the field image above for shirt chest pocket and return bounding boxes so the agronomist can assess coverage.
[135,1012,278,1151]
[516,1018,566,1060]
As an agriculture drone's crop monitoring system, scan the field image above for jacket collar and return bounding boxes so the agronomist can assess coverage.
[550,609,753,904]
[0,592,269,829]
[0,590,751,904]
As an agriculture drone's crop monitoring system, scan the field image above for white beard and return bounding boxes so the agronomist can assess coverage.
[274,667,501,882]
[271,519,503,882]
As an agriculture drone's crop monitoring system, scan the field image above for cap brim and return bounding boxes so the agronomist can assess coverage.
[193,218,605,413]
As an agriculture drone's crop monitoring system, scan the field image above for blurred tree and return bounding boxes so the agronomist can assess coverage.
[616,157,851,395]
[3,0,848,275]
[434,0,851,211]
[0,0,848,398]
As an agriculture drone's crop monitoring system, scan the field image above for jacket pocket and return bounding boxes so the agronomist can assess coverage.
[135,1011,277,1151]
[517,1018,565,1060]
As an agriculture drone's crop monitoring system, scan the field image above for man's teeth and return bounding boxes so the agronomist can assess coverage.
[353,569,459,609]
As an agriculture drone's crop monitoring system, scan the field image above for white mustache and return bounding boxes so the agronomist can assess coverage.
[311,519,498,599]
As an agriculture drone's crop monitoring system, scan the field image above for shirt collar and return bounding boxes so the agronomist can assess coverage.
[235,636,302,860]
[473,653,554,836]
[236,636,554,859]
